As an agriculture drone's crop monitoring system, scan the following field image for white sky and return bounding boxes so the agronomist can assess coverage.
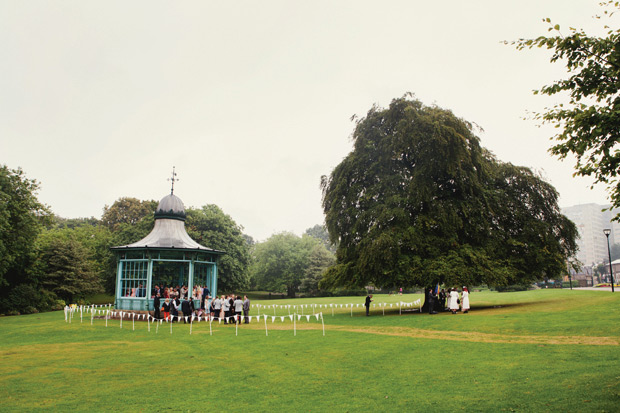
[1,1,615,241]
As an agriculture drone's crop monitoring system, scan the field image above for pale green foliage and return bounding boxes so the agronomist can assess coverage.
[101,197,157,231]
[251,233,324,297]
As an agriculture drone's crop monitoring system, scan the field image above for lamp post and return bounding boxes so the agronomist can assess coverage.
[603,229,615,293]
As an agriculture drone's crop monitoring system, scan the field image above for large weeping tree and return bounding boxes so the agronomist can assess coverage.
[320,96,578,289]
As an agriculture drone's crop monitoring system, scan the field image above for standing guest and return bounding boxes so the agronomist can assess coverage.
[153,293,161,320]
[213,295,222,321]
[461,287,470,313]
[181,297,192,323]
[243,295,251,324]
[162,298,171,321]
[163,287,170,299]
[202,286,211,302]
[181,285,188,299]
[171,295,180,322]
[221,295,231,324]
[203,295,210,317]
[439,289,447,311]
[210,298,216,319]
[448,288,460,314]
[428,288,438,314]
[233,296,243,324]
[365,294,373,316]
[228,295,235,322]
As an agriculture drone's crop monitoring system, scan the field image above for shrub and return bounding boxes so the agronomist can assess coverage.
[495,284,531,292]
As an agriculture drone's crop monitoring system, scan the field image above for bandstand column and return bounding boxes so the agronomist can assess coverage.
[145,256,153,311]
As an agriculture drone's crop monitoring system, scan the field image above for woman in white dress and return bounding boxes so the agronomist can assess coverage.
[448,288,460,314]
[461,287,470,313]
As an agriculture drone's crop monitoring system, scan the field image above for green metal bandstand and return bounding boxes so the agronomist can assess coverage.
[111,182,224,311]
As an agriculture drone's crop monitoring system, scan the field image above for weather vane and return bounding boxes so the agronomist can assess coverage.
[168,166,179,195]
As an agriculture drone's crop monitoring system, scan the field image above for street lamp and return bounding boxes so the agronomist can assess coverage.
[603,228,615,293]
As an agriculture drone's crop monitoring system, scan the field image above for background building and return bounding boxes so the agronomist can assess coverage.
[562,203,620,267]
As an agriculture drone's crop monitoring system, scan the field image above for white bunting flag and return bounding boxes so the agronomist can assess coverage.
[315,314,320,320]
[306,315,310,322]
[280,316,284,322]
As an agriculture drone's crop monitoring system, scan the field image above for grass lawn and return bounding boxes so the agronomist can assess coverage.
[0,289,618,412]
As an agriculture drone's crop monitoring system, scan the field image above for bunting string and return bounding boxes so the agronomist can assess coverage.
[63,307,326,337]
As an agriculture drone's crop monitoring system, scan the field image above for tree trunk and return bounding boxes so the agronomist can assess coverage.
[287,286,296,298]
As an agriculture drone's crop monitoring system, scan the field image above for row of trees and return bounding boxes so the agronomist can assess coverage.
[0,166,335,314]
[0,102,585,314]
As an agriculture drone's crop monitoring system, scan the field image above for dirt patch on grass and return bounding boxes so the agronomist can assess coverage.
[246,324,619,346]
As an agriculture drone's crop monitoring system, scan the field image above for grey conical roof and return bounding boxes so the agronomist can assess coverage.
[111,193,222,252]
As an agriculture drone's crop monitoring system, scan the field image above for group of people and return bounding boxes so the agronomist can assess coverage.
[151,289,251,325]
[151,284,207,301]
[428,287,470,314]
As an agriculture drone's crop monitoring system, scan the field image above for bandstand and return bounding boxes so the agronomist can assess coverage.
[111,188,224,311]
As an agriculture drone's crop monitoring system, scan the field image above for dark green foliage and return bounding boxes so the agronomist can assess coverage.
[511,2,620,217]
[495,284,532,292]
[186,205,251,292]
[0,166,49,288]
[0,166,51,314]
[37,236,102,303]
[321,96,578,289]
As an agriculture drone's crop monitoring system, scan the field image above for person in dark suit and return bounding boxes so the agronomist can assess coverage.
[428,288,438,314]
[228,295,234,322]
[439,289,447,312]
[181,297,193,323]
[243,295,251,324]
[171,295,180,322]
[153,293,161,320]
[365,294,373,316]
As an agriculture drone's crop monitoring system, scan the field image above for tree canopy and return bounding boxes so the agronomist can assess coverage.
[0,166,49,288]
[251,232,326,297]
[186,205,252,292]
[511,2,620,216]
[320,96,578,289]
[101,197,157,231]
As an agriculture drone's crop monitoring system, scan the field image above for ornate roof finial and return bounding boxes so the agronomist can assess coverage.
[168,166,179,195]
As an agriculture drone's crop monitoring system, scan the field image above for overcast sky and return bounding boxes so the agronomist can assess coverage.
[1,1,615,241]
